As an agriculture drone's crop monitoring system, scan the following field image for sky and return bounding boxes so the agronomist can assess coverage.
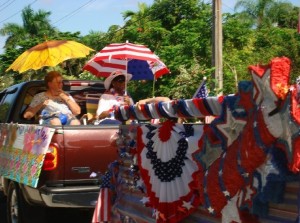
[0,0,299,54]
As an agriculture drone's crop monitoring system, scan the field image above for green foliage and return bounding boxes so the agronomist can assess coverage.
[168,62,214,99]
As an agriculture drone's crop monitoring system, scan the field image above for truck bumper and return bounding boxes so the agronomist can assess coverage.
[25,185,100,208]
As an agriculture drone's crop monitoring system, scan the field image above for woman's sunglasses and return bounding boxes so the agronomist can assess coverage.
[114,78,125,83]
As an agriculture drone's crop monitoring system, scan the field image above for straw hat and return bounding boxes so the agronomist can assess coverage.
[104,70,132,90]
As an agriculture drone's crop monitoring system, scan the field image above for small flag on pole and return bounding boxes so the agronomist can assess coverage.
[92,172,112,223]
[150,60,170,79]
[193,77,214,123]
[193,77,208,99]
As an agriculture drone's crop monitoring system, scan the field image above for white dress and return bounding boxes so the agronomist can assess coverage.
[96,93,134,122]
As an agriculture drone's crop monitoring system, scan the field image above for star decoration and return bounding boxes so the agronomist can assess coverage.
[205,170,209,176]
[256,156,279,188]
[242,172,249,178]
[279,98,299,159]
[223,190,230,197]
[208,206,214,214]
[136,179,144,188]
[128,130,135,140]
[244,185,255,202]
[253,121,257,128]
[251,68,277,105]
[154,210,166,221]
[194,135,223,170]
[154,210,159,219]
[216,107,247,146]
[221,193,242,223]
[140,196,150,204]
[218,169,223,176]
[182,200,194,210]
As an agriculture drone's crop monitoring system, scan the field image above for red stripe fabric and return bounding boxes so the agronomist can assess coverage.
[83,59,127,78]
[192,98,211,116]
[94,42,158,62]
[92,188,111,222]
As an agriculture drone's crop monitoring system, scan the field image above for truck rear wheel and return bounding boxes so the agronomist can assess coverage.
[7,182,21,223]
[7,182,46,223]
[6,181,43,223]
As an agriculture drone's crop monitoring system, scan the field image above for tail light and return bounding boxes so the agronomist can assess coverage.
[43,144,58,171]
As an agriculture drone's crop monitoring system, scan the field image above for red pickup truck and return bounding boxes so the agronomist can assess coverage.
[0,80,119,223]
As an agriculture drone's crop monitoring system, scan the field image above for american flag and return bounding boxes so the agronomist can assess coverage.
[193,78,214,123]
[193,78,208,99]
[149,60,170,79]
[92,172,112,223]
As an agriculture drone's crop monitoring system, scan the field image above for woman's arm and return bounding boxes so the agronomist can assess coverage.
[58,91,81,115]
[23,100,49,119]
[136,97,171,110]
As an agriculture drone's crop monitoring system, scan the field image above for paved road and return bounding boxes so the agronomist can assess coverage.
[0,192,93,223]
[45,208,93,223]
[0,192,7,222]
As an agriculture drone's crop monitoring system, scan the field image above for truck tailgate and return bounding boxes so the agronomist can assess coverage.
[62,125,119,181]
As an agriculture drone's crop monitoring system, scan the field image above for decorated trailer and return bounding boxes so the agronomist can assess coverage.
[92,57,300,223]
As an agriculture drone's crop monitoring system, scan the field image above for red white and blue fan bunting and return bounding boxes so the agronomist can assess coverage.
[137,120,203,223]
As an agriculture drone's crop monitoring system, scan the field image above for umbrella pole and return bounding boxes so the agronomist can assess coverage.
[152,77,156,97]
[125,59,128,95]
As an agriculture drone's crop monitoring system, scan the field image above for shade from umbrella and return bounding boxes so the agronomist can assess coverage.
[6,40,94,73]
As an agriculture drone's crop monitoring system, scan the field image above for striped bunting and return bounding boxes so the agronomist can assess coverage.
[115,97,223,121]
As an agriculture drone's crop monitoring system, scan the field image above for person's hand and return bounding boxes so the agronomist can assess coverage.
[98,110,110,119]
[123,95,131,106]
[57,89,69,100]
[43,99,50,107]
[135,99,148,110]
[57,90,72,103]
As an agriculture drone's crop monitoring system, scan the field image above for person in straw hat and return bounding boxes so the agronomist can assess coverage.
[96,70,134,124]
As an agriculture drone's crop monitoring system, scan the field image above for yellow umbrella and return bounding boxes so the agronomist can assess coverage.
[6,40,94,73]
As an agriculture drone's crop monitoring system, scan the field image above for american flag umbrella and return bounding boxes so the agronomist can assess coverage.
[83,41,170,95]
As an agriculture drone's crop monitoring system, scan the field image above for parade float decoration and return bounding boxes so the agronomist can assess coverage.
[0,124,55,187]
[92,57,300,223]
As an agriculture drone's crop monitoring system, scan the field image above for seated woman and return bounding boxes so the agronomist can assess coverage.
[23,71,81,125]
[96,70,134,124]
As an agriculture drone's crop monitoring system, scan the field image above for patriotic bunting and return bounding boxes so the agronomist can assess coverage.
[137,121,203,223]
[98,57,300,223]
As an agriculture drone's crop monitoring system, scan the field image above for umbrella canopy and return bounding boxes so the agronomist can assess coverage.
[83,42,170,96]
[83,41,170,79]
[6,40,94,73]
[91,42,159,62]
[83,58,170,80]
